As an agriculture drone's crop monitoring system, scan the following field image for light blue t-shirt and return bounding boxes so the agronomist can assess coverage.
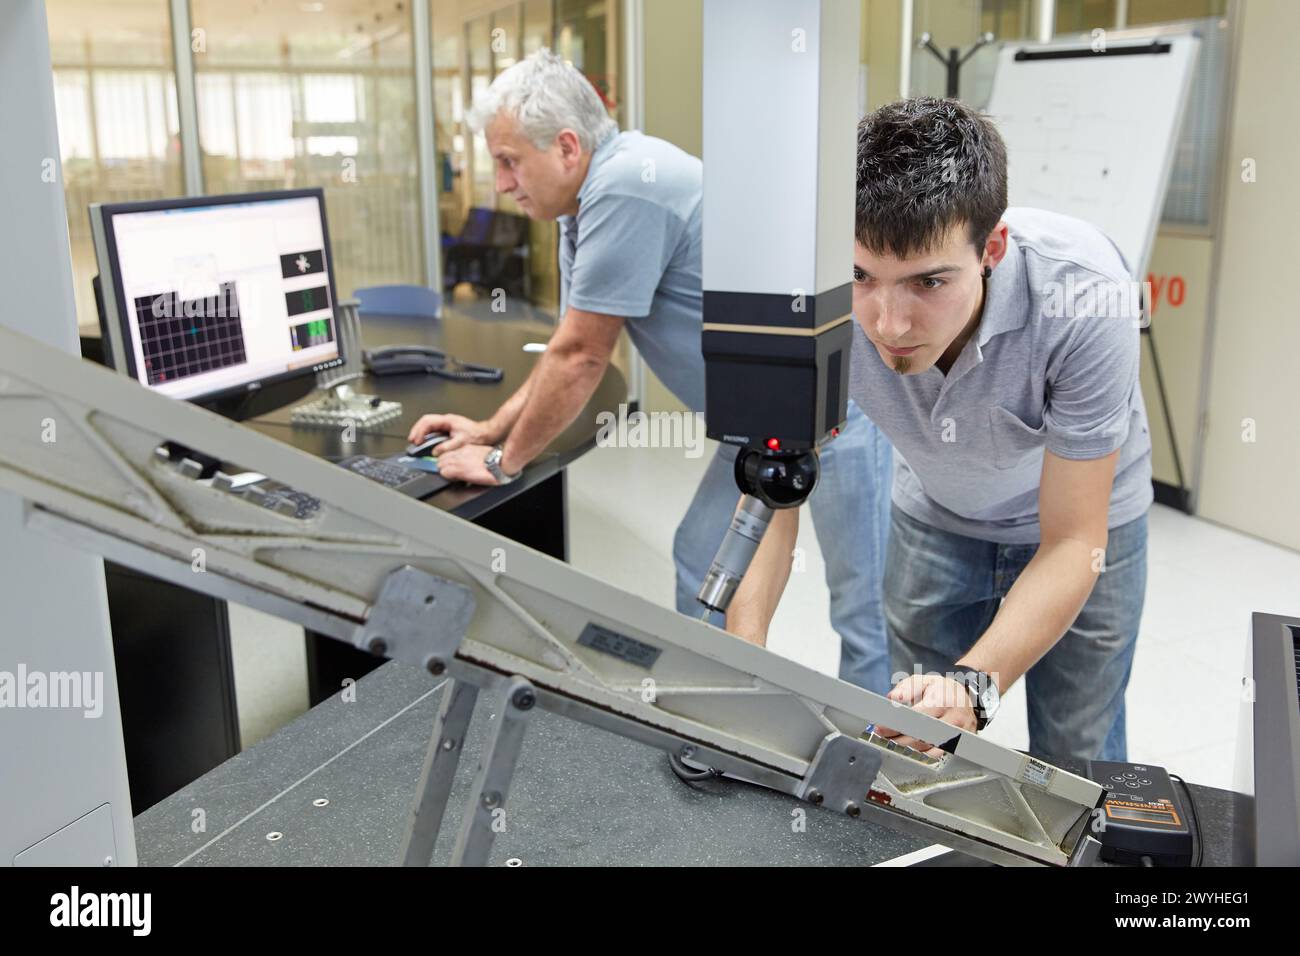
[848,207,1153,544]
[558,130,705,411]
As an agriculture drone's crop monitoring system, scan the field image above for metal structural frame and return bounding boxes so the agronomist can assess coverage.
[0,325,1104,867]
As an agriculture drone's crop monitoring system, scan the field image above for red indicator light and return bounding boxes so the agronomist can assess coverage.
[765,437,781,451]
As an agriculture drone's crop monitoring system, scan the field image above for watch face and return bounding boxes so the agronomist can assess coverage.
[484,447,513,482]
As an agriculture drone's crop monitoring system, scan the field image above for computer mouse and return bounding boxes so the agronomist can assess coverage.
[405,432,451,457]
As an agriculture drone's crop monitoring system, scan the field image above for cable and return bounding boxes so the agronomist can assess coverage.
[667,751,720,784]
[1169,773,1203,867]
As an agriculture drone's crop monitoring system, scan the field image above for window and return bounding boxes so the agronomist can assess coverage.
[433,0,624,314]
[191,0,424,298]
[46,0,181,331]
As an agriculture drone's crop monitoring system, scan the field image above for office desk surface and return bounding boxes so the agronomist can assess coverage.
[135,662,1247,867]
[245,307,627,520]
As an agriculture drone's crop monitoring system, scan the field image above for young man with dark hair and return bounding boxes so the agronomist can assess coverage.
[728,97,1153,763]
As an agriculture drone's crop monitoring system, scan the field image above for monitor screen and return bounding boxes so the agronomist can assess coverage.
[1233,613,1300,864]
[94,190,343,402]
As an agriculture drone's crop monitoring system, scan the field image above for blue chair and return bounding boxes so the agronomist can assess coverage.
[352,284,442,319]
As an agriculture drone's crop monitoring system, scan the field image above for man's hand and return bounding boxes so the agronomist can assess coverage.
[407,413,499,453]
[433,443,501,485]
[873,674,977,756]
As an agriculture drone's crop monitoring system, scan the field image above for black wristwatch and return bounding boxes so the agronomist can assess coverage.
[954,668,1000,731]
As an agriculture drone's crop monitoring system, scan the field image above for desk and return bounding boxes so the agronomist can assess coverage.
[249,309,626,705]
[135,661,1248,867]
[84,307,625,813]
[245,307,621,523]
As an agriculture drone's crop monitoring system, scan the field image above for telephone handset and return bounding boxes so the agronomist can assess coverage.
[363,345,503,383]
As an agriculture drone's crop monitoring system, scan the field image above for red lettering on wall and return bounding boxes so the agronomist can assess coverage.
[1168,276,1185,307]
[1145,273,1186,316]
[1147,273,1164,315]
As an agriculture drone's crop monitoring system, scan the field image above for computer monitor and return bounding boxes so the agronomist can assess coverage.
[1233,611,1300,865]
[90,189,344,407]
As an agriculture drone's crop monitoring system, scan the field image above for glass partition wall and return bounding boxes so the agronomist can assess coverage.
[48,0,626,331]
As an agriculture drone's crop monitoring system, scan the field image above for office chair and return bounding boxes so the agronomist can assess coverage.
[353,284,442,319]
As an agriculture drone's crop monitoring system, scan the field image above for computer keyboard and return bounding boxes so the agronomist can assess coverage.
[337,454,449,499]
[208,454,448,519]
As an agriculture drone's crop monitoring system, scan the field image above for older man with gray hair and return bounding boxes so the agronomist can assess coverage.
[409,50,895,693]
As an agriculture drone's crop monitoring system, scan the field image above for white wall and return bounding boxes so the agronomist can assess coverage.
[1196,0,1300,551]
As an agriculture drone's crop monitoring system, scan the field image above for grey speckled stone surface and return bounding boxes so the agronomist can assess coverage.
[135,662,1244,866]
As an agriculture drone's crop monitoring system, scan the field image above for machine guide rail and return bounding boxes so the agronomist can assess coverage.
[0,326,1103,867]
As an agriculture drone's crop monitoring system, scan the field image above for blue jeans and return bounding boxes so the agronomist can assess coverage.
[673,401,894,693]
[883,504,1148,762]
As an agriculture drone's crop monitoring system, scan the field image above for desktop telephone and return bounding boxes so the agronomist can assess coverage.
[364,345,503,383]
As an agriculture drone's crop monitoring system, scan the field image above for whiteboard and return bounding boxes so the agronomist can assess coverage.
[985,34,1201,278]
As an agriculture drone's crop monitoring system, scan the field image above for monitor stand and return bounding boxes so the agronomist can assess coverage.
[198,375,315,422]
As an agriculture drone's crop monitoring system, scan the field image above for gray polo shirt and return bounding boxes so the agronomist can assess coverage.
[558,130,705,411]
[849,207,1153,544]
